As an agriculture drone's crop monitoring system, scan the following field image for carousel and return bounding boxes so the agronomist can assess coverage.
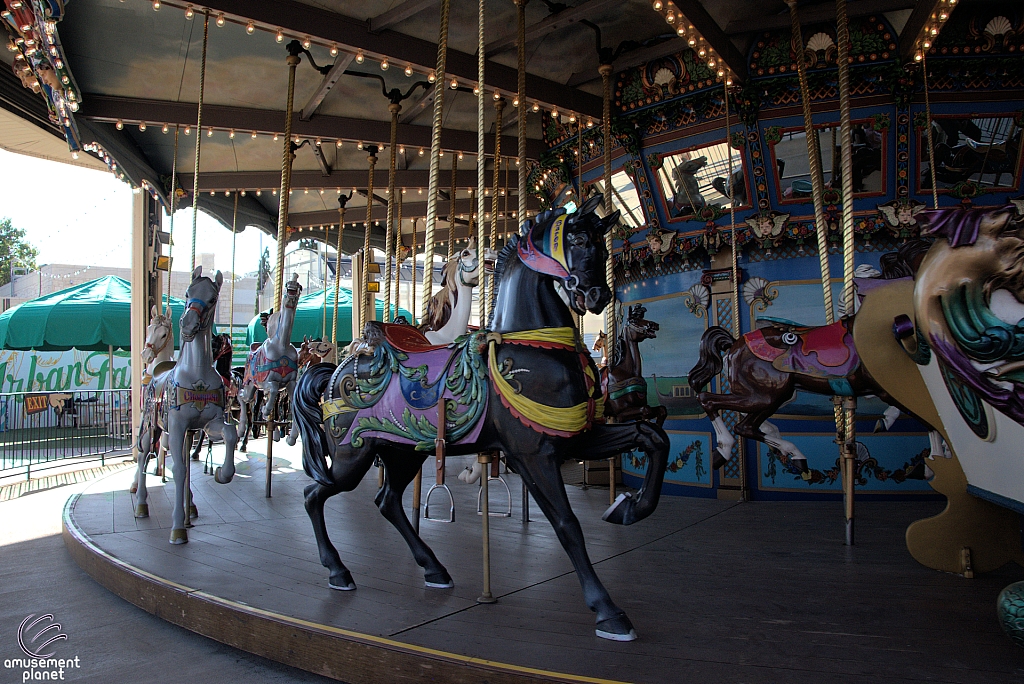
[3,0,1024,681]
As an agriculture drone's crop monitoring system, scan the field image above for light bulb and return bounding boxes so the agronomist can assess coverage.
[273,133,278,140]
[355,51,364,64]
[184,5,193,19]
[357,141,363,149]
[185,125,191,135]
[494,91,502,101]
[276,29,283,43]
[428,70,436,83]
[652,0,662,8]
[922,39,932,48]
[513,96,520,107]
[914,51,923,62]
[256,189,261,196]
[568,112,576,123]
[450,77,459,89]
[458,151,464,160]
[439,149,444,157]
[551,108,559,119]
[473,85,480,95]
[139,121,147,131]
[207,127,213,137]
[380,57,389,70]
[216,13,225,27]
[404,64,413,77]
[246,21,254,34]
[330,44,338,56]
[532,102,540,112]
[418,147,425,156]
[162,124,169,133]
[398,145,405,154]
[688,36,697,47]
[240,190,246,196]
[229,129,235,138]
[666,12,675,24]
[586,117,594,128]
[335,139,342,147]
[152,0,160,11]
[302,36,311,49]
[251,130,257,138]
[116,119,123,130]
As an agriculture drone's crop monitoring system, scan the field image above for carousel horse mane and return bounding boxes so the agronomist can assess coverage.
[879,239,933,279]
[419,257,462,333]
[486,232,521,328]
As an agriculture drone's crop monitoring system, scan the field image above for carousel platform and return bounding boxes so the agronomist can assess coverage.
[62,442,1024,684]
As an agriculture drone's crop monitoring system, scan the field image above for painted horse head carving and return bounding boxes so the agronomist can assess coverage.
[517,194,616,315]
[142,304,173,366]
[623,303,659,343]
[180,266,222,342]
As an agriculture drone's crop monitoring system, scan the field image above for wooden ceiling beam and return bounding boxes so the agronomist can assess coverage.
[77,95,545,159]
[369,0,438,33]
[179,169,526,192]
[899,0,946,62]
[664,0,746,78]
[485,0,619,56]
[725,0,915,35]
[198,0,603,117]
[288,196,538,227]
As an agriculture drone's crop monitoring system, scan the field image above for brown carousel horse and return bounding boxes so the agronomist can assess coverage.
[298,336,334,370]
[687,240,933,473]
[190,332,237,461]
[602,304,667,425]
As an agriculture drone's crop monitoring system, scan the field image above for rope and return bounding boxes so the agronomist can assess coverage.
[363,149,378,328]
[165,126,179,315]
[333,206,345,345]
[516,0,527,224]
[386,104,400,322]
[786,0,834,325]
[229,192,238,334]
[599,63,616,350]
[449,151,457,258]
[922,52,939,209]
[476,0,487,324]
[724,80,745,499]
[191,10,210,273]
[423,0,451,322]
[275,51,300,311]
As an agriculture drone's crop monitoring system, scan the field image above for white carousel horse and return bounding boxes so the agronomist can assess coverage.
[133,267,239,544]
[130,306,175,494]
[419,238,495,344]
[218,274,302,483]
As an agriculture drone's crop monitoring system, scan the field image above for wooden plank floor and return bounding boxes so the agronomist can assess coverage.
[67,441,1024,683]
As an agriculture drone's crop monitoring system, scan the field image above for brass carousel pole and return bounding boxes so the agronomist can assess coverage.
[423,0,451,324]
[723,79,747,502]
[474,0,496,607]
[411,217,418,321]
[600,61,617,505]
[449,154,458,259]
[490,98,504,317]
[922,53,939,210]
[268,40,302,499]
[516,0,530,524]
[165,126,178,315]
[229,193,238,340]
[332,196,348,349]
[836,0,857,546]
[363,146,379,329]
[386,104,401,321]
[395,191,403,318]
[190,11,209,273]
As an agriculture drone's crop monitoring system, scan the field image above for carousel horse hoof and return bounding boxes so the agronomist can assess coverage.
[595,615,638,642]
[601,492,634,526]
[134,503,149,518]
[192,452,200,461]
[329,573,356,591]
[791,457,809,474]
[711,452,728,470]
[214,467,233,484]
[873,420,884,433]
[424,570,454,588]
[129,482,138,494]
[272,429,281,442]
[189,503,199,519]
[286,434,297,447]
[169,529,188,545]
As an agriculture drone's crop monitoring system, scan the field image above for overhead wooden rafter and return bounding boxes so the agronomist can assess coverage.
[300,53,355,121]
[184,0,603,118]
[485,0,619,56]
[653,0,746,79]
[900,0,954,63]
[77,95,546,159]
[369,0,438,33]
[725,0,915,35]
[179,169,525,193]
[286,196,539,228]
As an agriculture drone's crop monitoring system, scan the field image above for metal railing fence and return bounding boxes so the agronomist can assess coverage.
[0,389,133,481]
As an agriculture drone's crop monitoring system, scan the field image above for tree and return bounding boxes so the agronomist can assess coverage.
[0,217,38,288]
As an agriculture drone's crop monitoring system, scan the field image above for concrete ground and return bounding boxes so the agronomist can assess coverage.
[0,461,332,684]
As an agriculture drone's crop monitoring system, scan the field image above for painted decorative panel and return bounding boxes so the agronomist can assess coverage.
[623,431,713,487]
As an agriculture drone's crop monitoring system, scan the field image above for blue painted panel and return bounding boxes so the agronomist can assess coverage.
[622,431,713,487]
[756,432,933,494]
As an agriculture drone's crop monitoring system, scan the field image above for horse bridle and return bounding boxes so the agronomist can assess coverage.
[145,319,172,355]
[457,250,479,288]
[183,296,216,338]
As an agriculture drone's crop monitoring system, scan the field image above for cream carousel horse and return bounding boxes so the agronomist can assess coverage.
[418,238,495,344]
[134,268,239,544]
[217,275,302,483]
[130,306,175,495]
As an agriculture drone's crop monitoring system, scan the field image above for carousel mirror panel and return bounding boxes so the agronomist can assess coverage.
[589,169,645,229]
[769,122,885,203]
[919,114,1023,193]
[654,140,749,221]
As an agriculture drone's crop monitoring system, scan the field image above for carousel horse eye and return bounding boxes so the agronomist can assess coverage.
[782,332,798,345]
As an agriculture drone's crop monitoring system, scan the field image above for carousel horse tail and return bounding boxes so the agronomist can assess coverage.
[294,362,337,487]
[688,326,736,392]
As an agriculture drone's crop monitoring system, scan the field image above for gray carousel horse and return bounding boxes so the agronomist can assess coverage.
[217,274,302,484]
[133,267,239,544]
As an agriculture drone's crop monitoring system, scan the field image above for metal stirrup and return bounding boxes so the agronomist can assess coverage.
[477,455,511,517]
[423,399,454,523]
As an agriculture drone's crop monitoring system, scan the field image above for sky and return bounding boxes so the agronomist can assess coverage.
[0,148,267,276]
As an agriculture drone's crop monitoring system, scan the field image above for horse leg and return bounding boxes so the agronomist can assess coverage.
[508,453,637,641]
[263,384,280,441]
[190,431,204,460]
[166,417,189,544]
[577,421,670,526]
[304,449,376,590]
[214,413,239,484]
[133,426,153,516]
[699,400,736,469]
[284,379,299,446]
[376,451,453,587]
[928,430,951,459]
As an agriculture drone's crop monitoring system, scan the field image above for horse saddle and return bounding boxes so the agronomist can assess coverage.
[745,318,860,379]
[372,322,448,354]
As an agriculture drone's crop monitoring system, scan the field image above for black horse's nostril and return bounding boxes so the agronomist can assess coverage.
[585,286,610,312]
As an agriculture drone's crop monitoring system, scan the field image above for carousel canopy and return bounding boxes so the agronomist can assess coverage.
[245,287,414,347]
[0,276,190,351]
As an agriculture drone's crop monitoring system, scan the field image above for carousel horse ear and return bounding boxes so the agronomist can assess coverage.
[602,210,621,233]
[151,304,159,318]
[579,193,603,216]
[192,265,203,281]
[215,270,224,289]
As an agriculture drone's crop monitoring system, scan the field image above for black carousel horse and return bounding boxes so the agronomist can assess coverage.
[294,195,669,641]
[602,303,667,425]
